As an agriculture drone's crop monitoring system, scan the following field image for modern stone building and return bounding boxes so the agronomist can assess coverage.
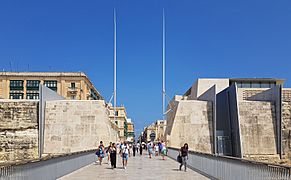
[0,72,102,100]
[165,78,291,165]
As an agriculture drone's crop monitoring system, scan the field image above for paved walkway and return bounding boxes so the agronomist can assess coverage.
[59,153,208,180]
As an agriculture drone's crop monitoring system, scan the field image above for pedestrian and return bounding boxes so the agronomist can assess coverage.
[139,143,143,155]
[110,143,117,168]
[106,142,112,164]
[161,140,167,160]
[154,143,159,156]
[147,141,153,159]
[179,143,189,172]
[132,143,136,157]
[121,141,129,169]
[136,142,140,153]
[96,141,105,165]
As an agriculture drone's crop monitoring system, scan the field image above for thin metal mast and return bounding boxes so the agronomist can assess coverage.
[114,8,117,122]
[162,8,166,120]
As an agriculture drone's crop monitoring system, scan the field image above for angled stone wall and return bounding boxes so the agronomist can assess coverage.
[44,100,118,154]
[239,101,277,157]
[166,98,213,153]
[282,102,291,165]
[0,100,38,163]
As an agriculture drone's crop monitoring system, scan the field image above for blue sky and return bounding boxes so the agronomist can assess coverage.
[1,1,291,135]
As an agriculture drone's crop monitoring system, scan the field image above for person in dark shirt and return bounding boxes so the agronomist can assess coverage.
[179,143,189,171]
[110,143,117,168]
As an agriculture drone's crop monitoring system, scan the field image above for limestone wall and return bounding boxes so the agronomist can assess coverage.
[0,100,38,163]
[282,102,291,164]
[166,99,213,153]
[239,101,277,157]
[44,100,118,154]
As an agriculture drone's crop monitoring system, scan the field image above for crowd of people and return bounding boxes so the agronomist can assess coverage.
[95,140,189,172]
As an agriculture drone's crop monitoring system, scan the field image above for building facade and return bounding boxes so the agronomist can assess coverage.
[0,72,102,100]
[165,77,291,166]
[108,105,128,142]
[126,118,135,143]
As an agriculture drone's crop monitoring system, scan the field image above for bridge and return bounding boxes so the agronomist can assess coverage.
[1,148,290,180]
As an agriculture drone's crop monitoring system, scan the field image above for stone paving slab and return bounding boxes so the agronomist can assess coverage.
[59,153,209,180]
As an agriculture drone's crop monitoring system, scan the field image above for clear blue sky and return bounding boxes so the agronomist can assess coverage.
[1,1,291,135]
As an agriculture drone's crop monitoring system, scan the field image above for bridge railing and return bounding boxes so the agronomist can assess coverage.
[0,149,97,180]
[167,147,291,180]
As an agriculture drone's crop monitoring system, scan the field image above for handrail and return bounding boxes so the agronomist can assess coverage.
[167,147,291,180]
[0,149,97,168]
[168,147,291,169]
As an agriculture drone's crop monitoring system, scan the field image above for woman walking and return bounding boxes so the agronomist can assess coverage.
[179,143,189,171]
[110,143,117,168]
[96,141,105,165]
[161,141,167,160]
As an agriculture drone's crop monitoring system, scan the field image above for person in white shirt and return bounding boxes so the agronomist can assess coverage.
[121,142,129,169]
[154,144,159,156]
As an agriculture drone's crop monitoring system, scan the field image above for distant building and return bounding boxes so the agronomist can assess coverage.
[142,120,166,143]
[156,120,167,141]
[126,118,135,143]
[0,72,102,100]
[108,105,128,142]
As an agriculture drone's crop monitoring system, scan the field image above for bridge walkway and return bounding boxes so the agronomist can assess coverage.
[59,152,209,180]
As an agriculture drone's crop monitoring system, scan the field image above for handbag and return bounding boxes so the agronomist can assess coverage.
[177,154,182,163]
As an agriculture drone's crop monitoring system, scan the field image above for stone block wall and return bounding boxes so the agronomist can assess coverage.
[239,101,277,157]
[0,100,38,163]
[282,102,291,165]
[166,99,213,153]
[44,100,118,154]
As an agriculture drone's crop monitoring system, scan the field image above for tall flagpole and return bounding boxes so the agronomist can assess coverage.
[162,8,166,120]
[114,8,117,124]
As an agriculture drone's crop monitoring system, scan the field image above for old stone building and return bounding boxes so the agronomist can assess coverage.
[108,105,128,142]
[0,72,102,100]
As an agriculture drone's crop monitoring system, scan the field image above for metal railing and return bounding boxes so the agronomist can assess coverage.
[0,150,97,180]
[167,147,291,180]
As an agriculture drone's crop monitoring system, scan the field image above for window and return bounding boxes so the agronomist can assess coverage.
[27,93,39,99]
[10,93,23,99]
[10,80,24,90]
[115,111,118,116]
[90,89,99,100]
[260,83,269,88]
[251,83,260,88]
[71,82,76,89]
[270,82,276,88]
[115,121,118,125]
[44,81,57,91]
[241,82,251,88]
[27,80,40,90]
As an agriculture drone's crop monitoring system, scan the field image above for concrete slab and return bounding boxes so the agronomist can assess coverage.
[59,153,209,180]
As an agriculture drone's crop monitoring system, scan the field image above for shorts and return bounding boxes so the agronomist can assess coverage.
[122,153,128,160]
[98,153,104,158]
[148,149,153,155]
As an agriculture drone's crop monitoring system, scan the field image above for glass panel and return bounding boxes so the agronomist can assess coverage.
[27,93,39,99]
[251,83,260,88]
[270,82,276,88]
[261,83,270,88]
[10,93,23,99]
[241,82,251,88]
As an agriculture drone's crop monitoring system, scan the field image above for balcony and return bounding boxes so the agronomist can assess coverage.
[67,87,78,94]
